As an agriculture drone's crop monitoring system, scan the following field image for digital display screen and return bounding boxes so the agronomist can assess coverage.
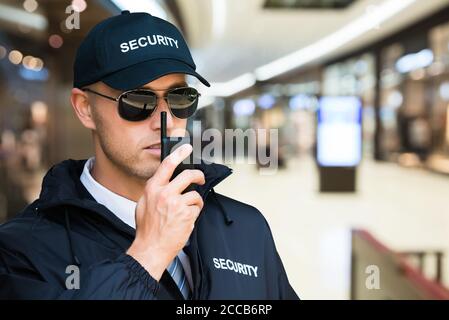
[317,96,362,167]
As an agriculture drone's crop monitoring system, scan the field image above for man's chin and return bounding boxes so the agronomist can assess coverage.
[141,150,160,164]
[132,158,160,180]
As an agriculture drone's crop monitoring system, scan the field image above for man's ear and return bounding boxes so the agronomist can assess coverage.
[71,88,96,130]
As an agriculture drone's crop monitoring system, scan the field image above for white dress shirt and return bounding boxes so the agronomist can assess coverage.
[80,157,193,289]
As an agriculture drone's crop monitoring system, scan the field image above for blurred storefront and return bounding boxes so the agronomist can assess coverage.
[427,21,449,174]
[335,6,449,172]
[220,4,449,176]
[376,17,449,173]
[0,1,110,220]
[378,25,443,166]
[215,68,321,168]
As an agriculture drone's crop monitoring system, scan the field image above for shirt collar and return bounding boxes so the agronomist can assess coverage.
[80,157,137,229]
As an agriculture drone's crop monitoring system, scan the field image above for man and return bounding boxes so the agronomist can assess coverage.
[0,11,298,300]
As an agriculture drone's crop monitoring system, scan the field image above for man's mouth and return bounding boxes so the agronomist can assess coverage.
[144,143,161,156]
[145,143,161,150]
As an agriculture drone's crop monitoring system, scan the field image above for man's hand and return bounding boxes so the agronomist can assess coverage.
[126,144,205,281]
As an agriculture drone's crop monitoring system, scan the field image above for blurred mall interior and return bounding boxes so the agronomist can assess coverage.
[1,0,449,299]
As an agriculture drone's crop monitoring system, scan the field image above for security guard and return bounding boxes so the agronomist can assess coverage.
[0,11,298,300]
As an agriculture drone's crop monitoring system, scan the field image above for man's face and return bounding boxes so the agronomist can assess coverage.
[88,73,188,180]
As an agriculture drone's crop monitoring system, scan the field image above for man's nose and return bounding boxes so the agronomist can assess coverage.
[149,98,174,132]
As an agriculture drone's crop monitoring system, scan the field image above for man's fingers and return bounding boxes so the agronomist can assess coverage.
[180,190,204,208]
[154,144,193,184]
[168,169,205,194]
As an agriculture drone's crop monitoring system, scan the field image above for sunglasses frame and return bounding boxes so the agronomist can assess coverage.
[81,86,201,120]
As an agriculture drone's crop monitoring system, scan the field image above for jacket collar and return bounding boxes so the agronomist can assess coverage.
[36,159,232,232]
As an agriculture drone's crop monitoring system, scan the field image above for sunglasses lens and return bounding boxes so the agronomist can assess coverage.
[119,90,157,121]
[117,87,199,121]
[167,87,199,119]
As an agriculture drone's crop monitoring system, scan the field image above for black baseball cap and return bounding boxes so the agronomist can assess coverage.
[73,11,210,90]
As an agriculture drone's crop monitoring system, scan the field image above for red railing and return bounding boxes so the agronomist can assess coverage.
[351,229,449,300]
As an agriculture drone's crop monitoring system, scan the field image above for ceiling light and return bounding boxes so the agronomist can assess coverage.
[258,94,276,109]
[110,0,168,20]
[0,3,47,31]
[233,99,256,116]
[255,0,416,81]
[206,73,256,97]
[71,0,87,13]
[8,50,23,65]
[23,0,38,13]
[212,0,226,38]
[396,49,433,73]
[49,34,64,49]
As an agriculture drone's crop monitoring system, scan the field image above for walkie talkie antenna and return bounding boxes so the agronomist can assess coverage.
[161,111,167,139]
[161,111,167,161]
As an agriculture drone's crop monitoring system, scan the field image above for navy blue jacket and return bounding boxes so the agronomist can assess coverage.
[0,159,299,300]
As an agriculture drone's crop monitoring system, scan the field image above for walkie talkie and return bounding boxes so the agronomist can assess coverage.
[160,111,195,193]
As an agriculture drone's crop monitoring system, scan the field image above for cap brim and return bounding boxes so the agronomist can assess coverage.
[101,58,210,90]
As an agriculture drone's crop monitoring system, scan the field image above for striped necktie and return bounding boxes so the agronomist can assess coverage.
[168,255,191,300]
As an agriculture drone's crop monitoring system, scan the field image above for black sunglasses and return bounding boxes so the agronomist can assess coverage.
[82,86,201,121]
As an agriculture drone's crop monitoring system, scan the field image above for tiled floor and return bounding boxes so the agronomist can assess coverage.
[214,156,449,299]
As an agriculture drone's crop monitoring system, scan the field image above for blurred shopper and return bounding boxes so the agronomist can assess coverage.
[0,11,298,300]
[409,116,432,161]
